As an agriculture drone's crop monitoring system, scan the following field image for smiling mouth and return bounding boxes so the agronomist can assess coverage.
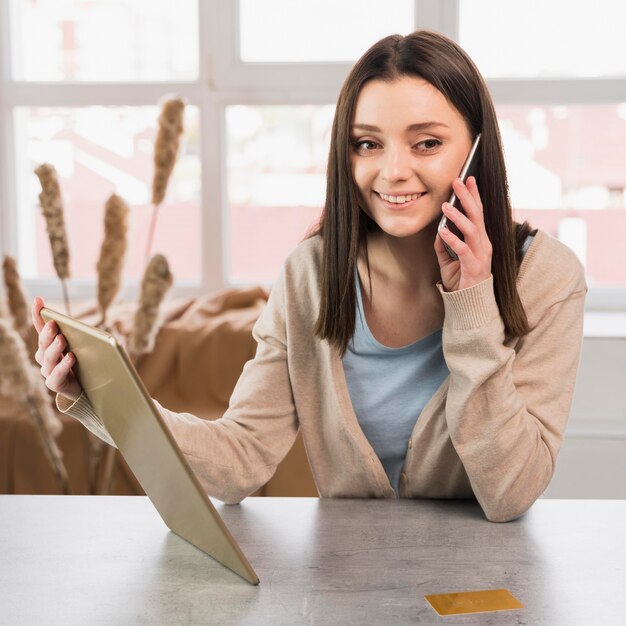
[376,191,427,207]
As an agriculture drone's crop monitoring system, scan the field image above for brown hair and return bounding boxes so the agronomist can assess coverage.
[310,29,533,355]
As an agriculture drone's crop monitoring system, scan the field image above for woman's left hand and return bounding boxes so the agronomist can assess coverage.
[434,176,493,292]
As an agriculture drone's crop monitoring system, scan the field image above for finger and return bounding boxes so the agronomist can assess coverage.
[36,319,58,355]
[31,296,46,334]
[441,202,479,245]
[453,178,489,244]
[452,178,480,221]
[35,320,57,365]
[466,176,484,214]
[41,333,66,377]
[468,176,492,251]
[438,222,471,259]
[45,352,75,394]
[434,228,455,265]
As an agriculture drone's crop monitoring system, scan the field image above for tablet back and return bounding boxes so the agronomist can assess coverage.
[41,307,259,585]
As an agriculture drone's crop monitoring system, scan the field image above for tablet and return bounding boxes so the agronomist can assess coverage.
[41,306,259,585]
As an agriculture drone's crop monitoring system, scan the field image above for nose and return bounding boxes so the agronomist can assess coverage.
[381,142,413,182]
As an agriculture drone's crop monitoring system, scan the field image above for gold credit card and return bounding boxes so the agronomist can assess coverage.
[425,588,523,616]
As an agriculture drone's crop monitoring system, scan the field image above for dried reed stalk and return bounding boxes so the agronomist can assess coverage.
[34,163,72,316]
[2,255,30,341]
[0,283,9,320]
[129,254,173,356]
[0,319,32,398]
[30,365,63,439]
[0,319,70,494]
[25,397,70,495]
[96,194,130,327]
[145,97,185,262]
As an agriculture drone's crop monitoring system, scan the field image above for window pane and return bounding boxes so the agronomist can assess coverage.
[9,0,198,81]
[15,106,201,284]
[226,105,332,283]
[498,104,626,286]
[460,1,626,78]
[239,0,414,62]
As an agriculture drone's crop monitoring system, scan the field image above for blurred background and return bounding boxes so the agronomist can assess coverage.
[0,0,624,498]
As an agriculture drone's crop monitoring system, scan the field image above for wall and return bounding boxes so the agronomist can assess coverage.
[544,330,626,499]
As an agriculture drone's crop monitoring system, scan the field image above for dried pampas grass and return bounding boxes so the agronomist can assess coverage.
[96,194,130,327]
[0,283,9,320]
[129,254,173,356]
[25,370,69,493]
[152,97,185,207]
[145,97,185,262]
[0,319,69,493]
[0,318,33,398]
[30,364,63,438]
[34,163,72,315]
[2,255,30,341]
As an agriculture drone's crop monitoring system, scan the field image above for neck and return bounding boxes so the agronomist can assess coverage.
[361,221,441,292]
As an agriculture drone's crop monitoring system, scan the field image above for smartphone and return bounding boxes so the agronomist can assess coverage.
[437,133,482,260]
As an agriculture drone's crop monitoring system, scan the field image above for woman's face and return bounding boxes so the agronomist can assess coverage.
[350,76,474,239]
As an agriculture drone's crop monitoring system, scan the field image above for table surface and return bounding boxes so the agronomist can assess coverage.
[1,496,625,625]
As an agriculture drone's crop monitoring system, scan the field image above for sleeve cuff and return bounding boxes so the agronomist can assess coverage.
[436,275,501,330]
[56,391,117,448]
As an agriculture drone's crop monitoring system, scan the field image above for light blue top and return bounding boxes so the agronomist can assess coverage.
[342,273,449,494]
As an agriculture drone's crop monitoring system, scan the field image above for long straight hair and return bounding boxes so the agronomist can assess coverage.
[310,30,533,356]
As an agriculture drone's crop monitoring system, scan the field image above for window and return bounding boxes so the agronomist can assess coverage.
[459,0,626,303]
[1,0,202,302]
[15,105,201,282]
[497,104,626,286]
[9,0,199,81]
[1,0,624,310]
[226,104,333,283]
[459,0,626,79]
[239,0,414,62]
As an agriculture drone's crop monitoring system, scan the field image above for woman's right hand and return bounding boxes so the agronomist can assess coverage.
[32,296,82,402]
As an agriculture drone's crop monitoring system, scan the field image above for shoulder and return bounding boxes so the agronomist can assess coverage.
[517,229,587,324]
[518,229,586,292]
[276,235,324,300]
[262,235,323,317]
[283,235,323,276]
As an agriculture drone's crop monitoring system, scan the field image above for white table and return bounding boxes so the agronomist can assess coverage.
[1,496,625,625]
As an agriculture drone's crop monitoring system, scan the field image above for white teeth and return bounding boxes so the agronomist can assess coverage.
[379,192,423,203]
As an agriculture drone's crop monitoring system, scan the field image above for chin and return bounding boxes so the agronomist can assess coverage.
[376,217,438,239]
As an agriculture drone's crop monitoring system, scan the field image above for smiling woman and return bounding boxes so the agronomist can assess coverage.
[312,31,536,354]
[349,78,472,241]
[35,29,587,523]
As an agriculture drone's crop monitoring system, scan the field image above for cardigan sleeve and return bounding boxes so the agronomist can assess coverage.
[57,267,299,504]
[438,264,586,523]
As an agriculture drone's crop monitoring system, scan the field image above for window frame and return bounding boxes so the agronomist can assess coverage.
[0,0,623,311]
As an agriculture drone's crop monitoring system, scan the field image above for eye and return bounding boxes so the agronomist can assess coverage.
[351,139,380,154]
[416,139,442,152]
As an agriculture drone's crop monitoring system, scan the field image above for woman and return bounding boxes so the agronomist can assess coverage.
[32,30,586,522]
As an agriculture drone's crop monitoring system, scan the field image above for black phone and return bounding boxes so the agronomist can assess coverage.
[437,133,482,260]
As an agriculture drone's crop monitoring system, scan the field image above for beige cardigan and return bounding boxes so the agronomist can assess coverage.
[59,229,586,522]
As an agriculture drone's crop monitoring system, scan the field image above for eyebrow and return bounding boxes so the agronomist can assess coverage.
[351,122,449,132]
